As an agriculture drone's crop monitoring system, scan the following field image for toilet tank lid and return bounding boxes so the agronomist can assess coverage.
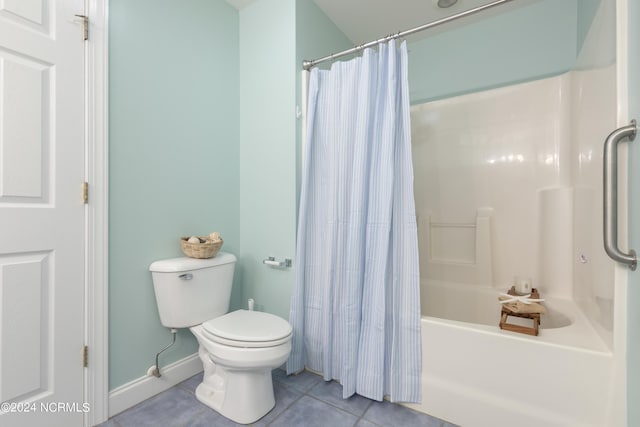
[149,252,236,273]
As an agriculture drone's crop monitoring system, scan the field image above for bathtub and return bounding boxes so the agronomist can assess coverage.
[405,281,614,427]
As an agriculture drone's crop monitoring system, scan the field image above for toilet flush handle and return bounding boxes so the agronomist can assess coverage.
[178,273,193,280]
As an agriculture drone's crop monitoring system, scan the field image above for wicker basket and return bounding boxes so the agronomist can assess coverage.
[180,237,223,259]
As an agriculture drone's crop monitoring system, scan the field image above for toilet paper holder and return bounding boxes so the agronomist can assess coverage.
[263,257,292,268]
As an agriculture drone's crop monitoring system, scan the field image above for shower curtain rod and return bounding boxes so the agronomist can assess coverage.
[303,0,514,70]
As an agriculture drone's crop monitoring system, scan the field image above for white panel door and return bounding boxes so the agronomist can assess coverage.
[0,0,86,426]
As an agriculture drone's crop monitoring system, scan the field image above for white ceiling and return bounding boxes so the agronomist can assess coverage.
[225,0,536,45]
[311,0,500,44]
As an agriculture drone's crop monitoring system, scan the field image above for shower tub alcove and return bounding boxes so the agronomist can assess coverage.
[405,63,620,426]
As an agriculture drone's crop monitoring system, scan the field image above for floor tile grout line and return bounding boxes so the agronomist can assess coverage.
[301,392,370,421]
[272,378,322,395]
[302,383,375,419]
[264,392,306,426]
[184,406,211,427]
[354,414,384,427]
[313,396,373,420]
[263,381,369,427]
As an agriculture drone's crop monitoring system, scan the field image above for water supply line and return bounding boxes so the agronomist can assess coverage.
[150,328,177,378]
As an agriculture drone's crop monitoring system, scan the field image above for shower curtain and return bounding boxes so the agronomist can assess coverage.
[287,40,421,403]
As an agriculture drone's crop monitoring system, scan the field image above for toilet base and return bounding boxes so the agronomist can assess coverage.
[194,363,275,424]
[189,325,290,425]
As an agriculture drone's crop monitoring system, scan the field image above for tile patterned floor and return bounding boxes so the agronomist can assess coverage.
[98,370,458,427]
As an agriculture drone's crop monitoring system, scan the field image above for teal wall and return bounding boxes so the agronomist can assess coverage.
[108,0,349,392]
[627,0,640,422]
[295,0,352,210]
[109,0,239,390]
[237,0,351,321]
[577,0,602,54]
[295,0,352,70]
[238,0,297,320]
[407,0,578,103]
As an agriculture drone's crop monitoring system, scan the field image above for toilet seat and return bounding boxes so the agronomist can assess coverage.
[202,309,292,348]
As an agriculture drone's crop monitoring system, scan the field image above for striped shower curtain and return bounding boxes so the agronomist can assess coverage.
[287,40,421,403]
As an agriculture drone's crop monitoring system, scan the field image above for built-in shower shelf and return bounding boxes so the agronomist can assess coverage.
[420,207,494,286]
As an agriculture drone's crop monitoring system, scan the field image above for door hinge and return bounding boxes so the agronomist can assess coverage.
[82,182,89,204]
[82,345,89,368]
[74,14,88,41]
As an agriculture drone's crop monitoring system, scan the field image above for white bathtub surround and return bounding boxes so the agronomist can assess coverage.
[410,65,619,424]
[289,40,422,402]
[538,187,574,298]
[411,65,617,349]
[408,1,622,421]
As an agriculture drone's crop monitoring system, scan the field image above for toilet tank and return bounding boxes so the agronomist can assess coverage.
[149,252,237,328]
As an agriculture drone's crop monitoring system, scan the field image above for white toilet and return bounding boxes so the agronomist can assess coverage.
[149,253,292,424]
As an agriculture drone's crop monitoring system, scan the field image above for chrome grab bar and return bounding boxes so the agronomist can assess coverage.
[603,120,637,271]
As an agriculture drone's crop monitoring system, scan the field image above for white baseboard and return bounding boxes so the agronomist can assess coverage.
[108,353,203,417]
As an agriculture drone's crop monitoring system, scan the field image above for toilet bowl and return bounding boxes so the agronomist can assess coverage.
[190,310,292,424]
[149,254,292,424]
